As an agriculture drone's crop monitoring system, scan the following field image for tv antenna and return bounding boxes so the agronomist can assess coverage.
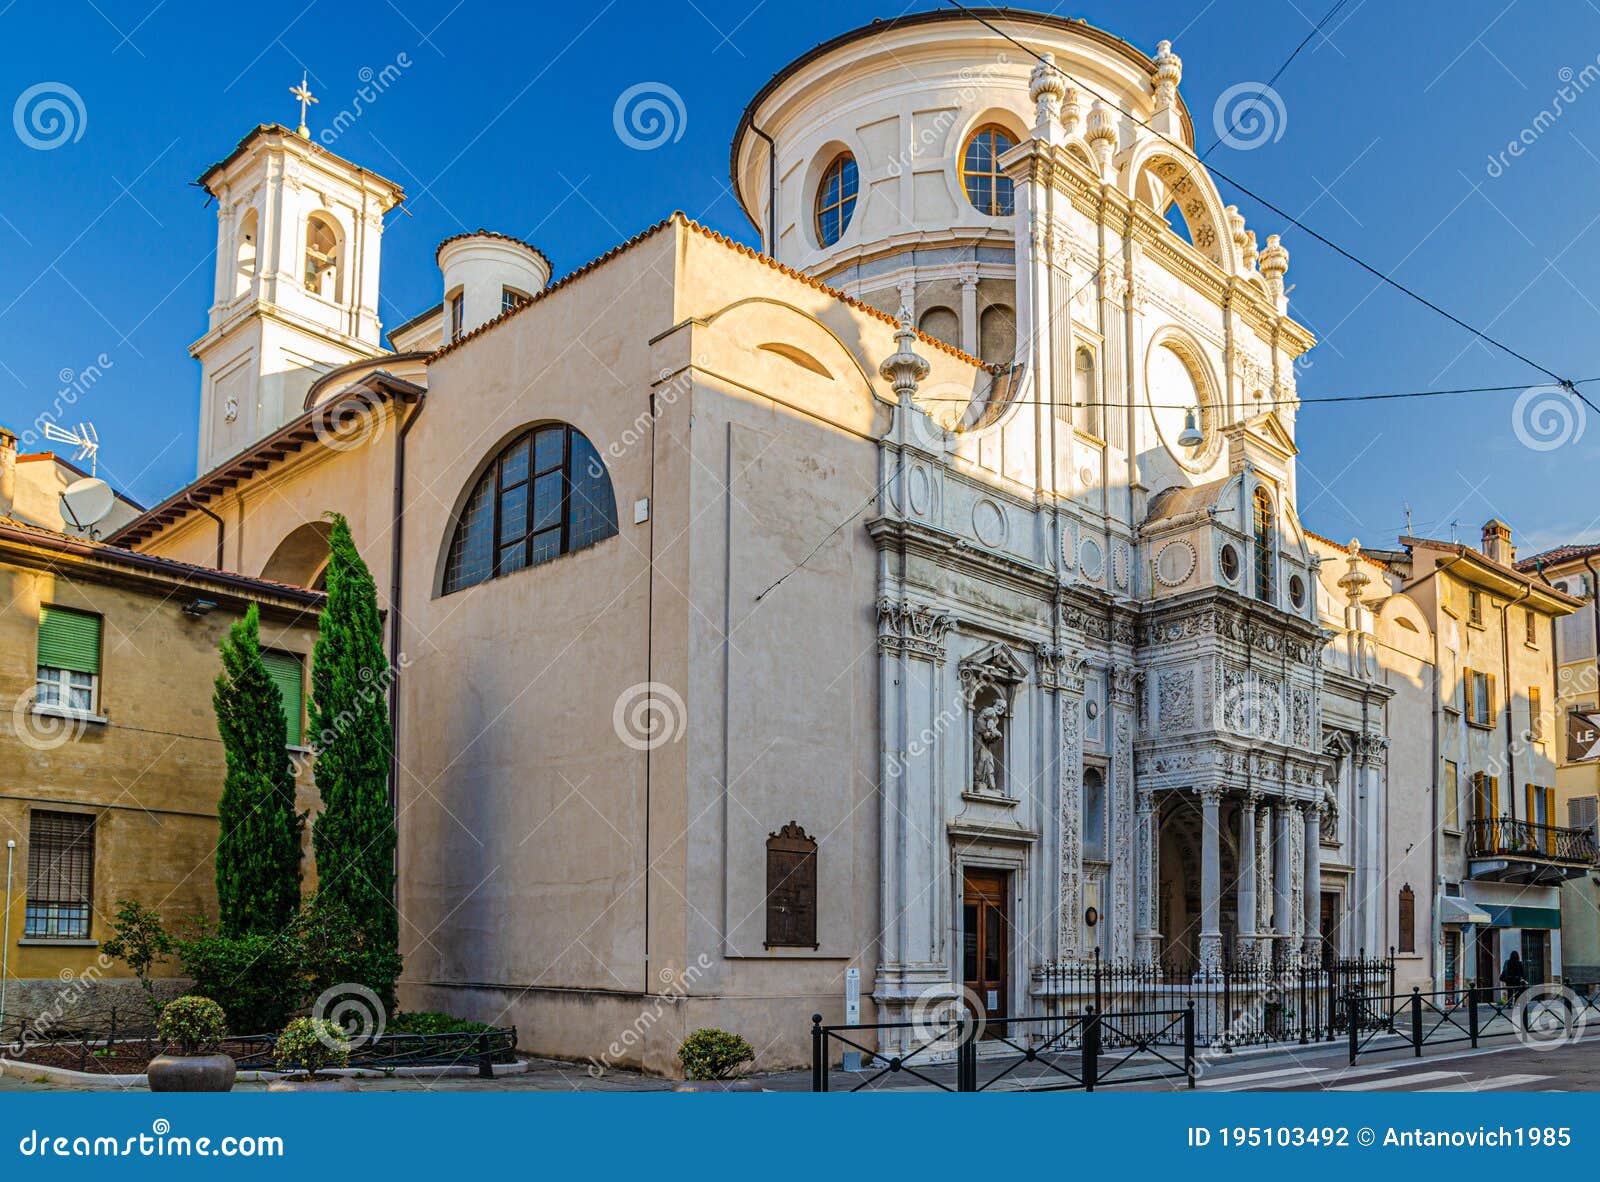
[41,421,99,473]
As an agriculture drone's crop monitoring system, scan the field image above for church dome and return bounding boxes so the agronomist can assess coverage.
[730,9,1190,282]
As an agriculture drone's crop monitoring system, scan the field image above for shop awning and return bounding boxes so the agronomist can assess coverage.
[1478,904,1562,929]
[1437,896,1492,926]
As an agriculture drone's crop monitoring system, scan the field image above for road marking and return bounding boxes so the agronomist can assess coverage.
[1328,1070,1463,1091]
[1202,1064,1395,1090]
[1418,1073,1550,1092]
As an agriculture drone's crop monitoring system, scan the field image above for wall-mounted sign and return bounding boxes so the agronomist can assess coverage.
[1569,710,1600,764]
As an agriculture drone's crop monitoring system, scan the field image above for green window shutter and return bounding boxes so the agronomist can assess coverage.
[37,606,102,675]
[262,650,304,746]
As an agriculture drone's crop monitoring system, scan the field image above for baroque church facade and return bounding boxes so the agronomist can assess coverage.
[111,10,1413,1072]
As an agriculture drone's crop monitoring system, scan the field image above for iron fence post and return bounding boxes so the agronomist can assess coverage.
[811,1013,825,1092]
[1468,986,1480,1047]
[1184,1002,1196,1088]
[476,1032,494,1079]
[1346,996,1359,1066]
[957,1015,977,1093]
[1084,1005,1100,1092]
[1326,961,1336,1043]
[1410,987,1423,1057]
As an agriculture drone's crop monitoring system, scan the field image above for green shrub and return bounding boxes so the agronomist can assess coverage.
[157,996,228,1056]
[388,1011,494,1036]
[274,1016,349,1079]
[676,1028,754,1081]
[292,894,401,1015]
[100,899,174,1020]
[176,925,298,1035]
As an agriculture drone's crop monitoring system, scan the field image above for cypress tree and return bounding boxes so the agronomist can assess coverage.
[213,603,302,936]
[310,514,398,959]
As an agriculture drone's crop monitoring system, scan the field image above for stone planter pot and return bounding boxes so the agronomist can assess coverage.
[147,1053,237,1093]
[267,1075,359,1093]
[672,1079,756,1092]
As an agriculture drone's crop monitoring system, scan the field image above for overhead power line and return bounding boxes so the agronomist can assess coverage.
[914,378,1600,411]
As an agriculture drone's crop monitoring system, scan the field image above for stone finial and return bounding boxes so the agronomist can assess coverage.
[880,308,930,403]
[1153,40,1183,112]
[1225,205,1248,250]
[1061,85,1084,139]
[1259,233,1289,303]
[1085,100,1119,179]
[1030,52,1067,140]
[1243,229,1259,272]
[1338,538,1371,601]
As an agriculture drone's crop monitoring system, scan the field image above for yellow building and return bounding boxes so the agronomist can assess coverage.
[0,427,322,1027]
[1516,541,1600,986]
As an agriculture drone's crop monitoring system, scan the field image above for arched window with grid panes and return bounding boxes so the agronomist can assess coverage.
[1252,487,1274,604]
[442,424,618,594]
[814,153,858,247]
[960,125,1016,216]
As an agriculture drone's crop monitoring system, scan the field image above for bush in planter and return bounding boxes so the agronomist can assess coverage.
[274,1017,349,1080]
[387,1011,494,1036]
[157,996,227,1057]
[148,995,235,1093]
[676,1028,754,1081]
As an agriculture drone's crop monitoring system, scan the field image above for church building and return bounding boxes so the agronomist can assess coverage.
[109,10,1411,1073]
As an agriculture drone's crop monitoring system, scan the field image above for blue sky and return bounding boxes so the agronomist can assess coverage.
[0,0,1596,557]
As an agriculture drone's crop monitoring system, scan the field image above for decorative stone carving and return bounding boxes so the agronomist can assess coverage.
[1158,668,1195,731]
[1152,39,1183,111]
[877,598,955,661]
[1154,539,1197,587]
[1035,642,1087,693]
[1058,702,1083,958]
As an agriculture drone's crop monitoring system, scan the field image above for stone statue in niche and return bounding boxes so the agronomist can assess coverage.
[973,697,1007,795]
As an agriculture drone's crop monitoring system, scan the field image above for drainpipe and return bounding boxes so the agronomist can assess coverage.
[387,396,426,815]
[1499,582,1534,820]
[1,840,13,1033]
[749,123,778,256]
[1584,554,1600,708]
[185,493,225,569]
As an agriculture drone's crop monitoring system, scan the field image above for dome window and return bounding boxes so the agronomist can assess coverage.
[814,153,858,247]
[961,125,1016,216]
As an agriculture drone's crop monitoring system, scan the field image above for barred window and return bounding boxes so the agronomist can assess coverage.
[442,424,618,594]
[25,810,95,940]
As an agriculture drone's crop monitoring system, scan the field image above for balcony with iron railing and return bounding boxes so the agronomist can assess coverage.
[1465,817,1599,883]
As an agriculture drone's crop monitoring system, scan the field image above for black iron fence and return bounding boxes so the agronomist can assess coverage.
[1035,952,1395,1050]
[1346,985,1600,1064]
[810,1007,1197,1093]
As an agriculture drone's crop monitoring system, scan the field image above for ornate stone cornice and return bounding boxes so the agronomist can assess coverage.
[1034,642,1088,694]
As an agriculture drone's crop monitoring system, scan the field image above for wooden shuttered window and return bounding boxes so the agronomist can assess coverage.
[1398,885,1416,954]
[37,606,101,674]
[262,650,305,746]
[1529,685,1545,742]
[25,810,95,939]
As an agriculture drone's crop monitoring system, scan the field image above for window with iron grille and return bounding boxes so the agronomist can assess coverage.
[1252,488,1273,604]
[25,810,95,940]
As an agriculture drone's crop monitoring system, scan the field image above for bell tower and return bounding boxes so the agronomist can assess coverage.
[190,81,404,472]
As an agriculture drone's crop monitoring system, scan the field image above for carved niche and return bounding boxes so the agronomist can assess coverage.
[960,642,1029,798]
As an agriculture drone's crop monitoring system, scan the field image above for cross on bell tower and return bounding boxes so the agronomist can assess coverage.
[290,72,317,139]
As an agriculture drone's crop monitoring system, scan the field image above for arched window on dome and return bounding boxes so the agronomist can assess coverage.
[442,424,618,594]
[961,125,1016,216]
[1252,487,1274,604]
[814,153,858,247]
[304,213,342,301]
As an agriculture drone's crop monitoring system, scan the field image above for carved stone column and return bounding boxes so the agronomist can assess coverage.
[1037,644,1086,961]
[1109,666,1139,960]
[873,599,956,1043]
[1254,802,1273,938]
[1287,800,1306,962]
[1303,800,1324,960]
[1272,799,1294,961]
[1236,792,1259,961]
[1197,785,1225,976]
[959,270,980,358]
[1134,788,1161,965]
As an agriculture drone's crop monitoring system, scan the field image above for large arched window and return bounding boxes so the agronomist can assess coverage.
[442,424,618,594]
[1071,346,1099,437]
[1252,487,1274,604]
[814,153,858,247]
[961,125,1016,216]
[235,207,259,298]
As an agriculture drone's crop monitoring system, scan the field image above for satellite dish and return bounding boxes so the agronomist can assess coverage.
[59,477,115,531]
